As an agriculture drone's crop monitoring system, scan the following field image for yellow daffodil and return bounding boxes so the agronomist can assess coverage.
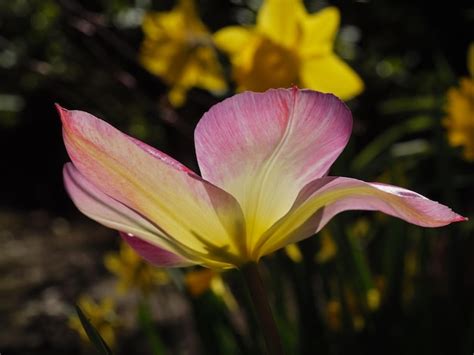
[443,43,474,161]
[104,239,169,294]
[69,296,119,348]
[214,0,364,99]
[140,0,227,106]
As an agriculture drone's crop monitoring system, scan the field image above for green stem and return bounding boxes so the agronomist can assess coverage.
[241,262,284,355]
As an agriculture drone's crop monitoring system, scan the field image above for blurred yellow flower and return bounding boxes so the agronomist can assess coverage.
[104,241,169,295]
[325,299,342,331]
[344,288,365,332]
[366,288,381,311]
[184,268,215,296]
[68,296,119,348]
[315,229,337,263]
[214,0,363,99]
[184,268,237,310]
[352,315,365,332]
[140,0,227,106]
[326,290,368,332]
[284,243,303,263]
[374,275,387,300]
[402,248,419,304]
[443,43,474,161]
[351,218,370,238]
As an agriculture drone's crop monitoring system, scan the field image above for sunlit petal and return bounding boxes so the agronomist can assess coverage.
[257,177,466,258]
[59,106,246,266]
[213,27,264,91]
[300,54,364,100]
[299,7,340,57]
[195,88,352,248]
[256,0,306,47]
[64,163,200,264]
[213,26,255,55]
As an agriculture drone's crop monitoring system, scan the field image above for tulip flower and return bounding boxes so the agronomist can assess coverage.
[59,88,465,270]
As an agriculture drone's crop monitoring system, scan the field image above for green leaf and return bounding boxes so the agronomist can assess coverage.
[75,304,113,355]
[351,115,433,173]
[378,96,439,115]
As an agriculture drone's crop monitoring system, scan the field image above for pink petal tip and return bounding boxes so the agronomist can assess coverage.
[453,215,469,222]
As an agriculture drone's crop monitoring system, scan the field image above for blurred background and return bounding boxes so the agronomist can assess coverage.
[0,0,473,354]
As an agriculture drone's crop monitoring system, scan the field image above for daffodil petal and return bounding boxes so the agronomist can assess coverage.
[256,0,306,47]
[213,26,255,55]
[64,163,198,263]
[299,7,340,57]
[59,106,246,266]
[257,177,466,258]
[120,232,192,267]
[177,46,228,92]
[140,0,225,106]
[142,0,206,39]
[300,54,364,100]
[195,88,352,245]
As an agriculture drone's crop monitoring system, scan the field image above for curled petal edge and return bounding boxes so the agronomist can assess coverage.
[256,177,467,259]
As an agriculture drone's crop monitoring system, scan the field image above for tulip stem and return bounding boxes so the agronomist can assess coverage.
[241,262,284,355]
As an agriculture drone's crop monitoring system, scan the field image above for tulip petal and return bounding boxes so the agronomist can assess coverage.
[195,88,352,246]
[59,106,246,267]
[64,163,195,264]
[120,232,192,267]
[256,0,306,47]
[299,7,340,57]
[257,177,466,258]
[300,54,364,100]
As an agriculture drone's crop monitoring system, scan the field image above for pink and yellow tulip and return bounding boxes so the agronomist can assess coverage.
[59,88,465,269]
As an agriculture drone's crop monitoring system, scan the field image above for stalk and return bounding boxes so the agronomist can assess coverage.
[241,262,284,355]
